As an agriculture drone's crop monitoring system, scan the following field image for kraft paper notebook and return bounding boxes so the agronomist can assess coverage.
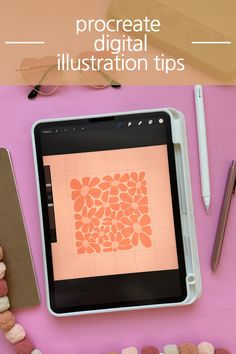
[0,148,40,309]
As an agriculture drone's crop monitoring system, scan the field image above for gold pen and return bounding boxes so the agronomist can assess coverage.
[211,160,236,272]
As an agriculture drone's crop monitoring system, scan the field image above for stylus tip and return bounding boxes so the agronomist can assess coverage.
[203,197,210,213]
[204,203,210,213]
[211,260,218,272]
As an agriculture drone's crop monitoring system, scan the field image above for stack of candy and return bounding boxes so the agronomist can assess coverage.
[108,343,231,354]
[0,246,41,354]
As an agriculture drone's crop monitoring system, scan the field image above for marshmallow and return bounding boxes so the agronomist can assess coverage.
[31,350,42,354]
[122,347,139,354]
[5,323,26,344]
[215,349,231,354]
[142,346,159,354]
[0,246,3,260]
[0,262,6,279]
[164,344,179,354]
[0,310,15,331]
[14,337,34,354]
[0,296,10,312]
[179,343,198,354]
[198,342,214,354]
[0,279,8,296]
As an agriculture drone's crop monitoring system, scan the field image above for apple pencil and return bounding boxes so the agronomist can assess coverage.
[194,85,211,213]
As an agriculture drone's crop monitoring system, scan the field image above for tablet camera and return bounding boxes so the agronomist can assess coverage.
[159,118,164,124]
[148,120,153,125]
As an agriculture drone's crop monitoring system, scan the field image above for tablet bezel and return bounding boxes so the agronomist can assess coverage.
[33,110,187,315]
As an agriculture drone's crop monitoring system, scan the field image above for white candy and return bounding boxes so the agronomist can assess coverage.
[5,323,26,344]
[0,296,10,312]
[0,262,6,279]
[163,344,179,354]
[31,350,43,354]
[198,342,215,354]
[121,347,138,354]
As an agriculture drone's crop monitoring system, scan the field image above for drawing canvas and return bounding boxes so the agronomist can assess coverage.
[43,145,178,280]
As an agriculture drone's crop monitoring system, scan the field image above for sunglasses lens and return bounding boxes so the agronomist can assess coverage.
[78,51,119,89]
[20,56,62,95]
[79,70,111,89]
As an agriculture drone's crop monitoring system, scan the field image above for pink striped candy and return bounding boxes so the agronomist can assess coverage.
[14,337,34,354]
[0,279,8,296]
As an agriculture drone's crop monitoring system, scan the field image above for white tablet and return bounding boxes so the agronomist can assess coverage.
[32,109,201,316]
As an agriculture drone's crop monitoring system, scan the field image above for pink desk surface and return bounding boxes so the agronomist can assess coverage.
[0,85,235,354]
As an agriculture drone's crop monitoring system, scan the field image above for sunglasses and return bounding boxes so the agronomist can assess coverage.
[18,55,121,99]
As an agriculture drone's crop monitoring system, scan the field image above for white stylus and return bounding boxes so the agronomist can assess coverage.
[194,85,211,213]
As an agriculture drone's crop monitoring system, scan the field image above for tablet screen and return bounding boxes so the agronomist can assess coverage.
[34,111,187,313]
[44,145,178,280]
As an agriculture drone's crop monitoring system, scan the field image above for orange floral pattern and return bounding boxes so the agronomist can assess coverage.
[127,171,147,195]
[71,177,101,211]
[71,172,152,254]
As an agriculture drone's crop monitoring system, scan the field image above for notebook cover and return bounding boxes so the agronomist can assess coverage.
[0,148,40,309]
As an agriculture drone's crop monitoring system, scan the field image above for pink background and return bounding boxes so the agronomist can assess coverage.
[45,146,178,280]
[0,85,235,353]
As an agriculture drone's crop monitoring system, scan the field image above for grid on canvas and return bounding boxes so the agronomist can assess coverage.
[43,145,179,280]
